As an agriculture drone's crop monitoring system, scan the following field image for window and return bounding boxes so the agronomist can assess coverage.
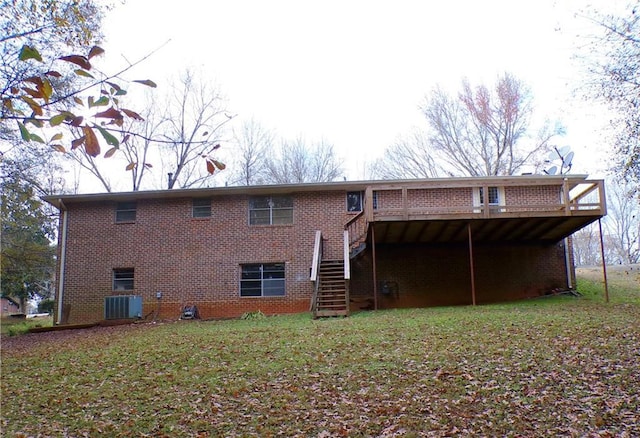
[240,263,285,297]
[346,191,362,212]
[346,191,377,212]
[479,187,500,205]
[113,268,134,290]
[115,201,137,223]
[192,198,211,218]
[249,196,293,225]
[473,186,505,212]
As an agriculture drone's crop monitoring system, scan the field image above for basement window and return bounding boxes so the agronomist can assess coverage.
[115,201,137,223]
[192,198,212,218]
[249,196,293,225]
[113,268,134,291]
[240,263,285,297]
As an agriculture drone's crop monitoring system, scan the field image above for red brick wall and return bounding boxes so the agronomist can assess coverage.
[350,241,571,310]
[505,185,561,207]
[57,191,350,324]
[54,182,576,324]
[406,188,473,209]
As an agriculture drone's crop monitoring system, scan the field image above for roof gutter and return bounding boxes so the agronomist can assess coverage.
[56,199,68,325]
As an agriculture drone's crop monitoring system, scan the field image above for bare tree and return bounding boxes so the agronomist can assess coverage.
[264,137,342,184]
[425,74,561,176]
[227,118,272,186]
[119,94,166,191]
[604,180,639,264]
[578,2,640,188]
[370,129,439,179]
[64,146,113,192]
[161,69,232,189]
[572,224,601,267]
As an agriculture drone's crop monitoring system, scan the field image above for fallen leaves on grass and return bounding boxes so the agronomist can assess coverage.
[2,301,639,436]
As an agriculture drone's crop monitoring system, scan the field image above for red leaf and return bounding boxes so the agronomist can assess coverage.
[71,136,85,150]
[82,126,100,157]
[88,46,105,59]
[22,87,43,99]
[21,96,43,116]
[125,162,136,171]
[104,147,118,158]
[94,107,123,120]
[70,116,84,127]
[206,160,215,174]
[133,79,157,88]
[59,55,91,70]
[121,108,144,120]
[51,144,66,153]
[23,76,44,86]
[45,70,62,78]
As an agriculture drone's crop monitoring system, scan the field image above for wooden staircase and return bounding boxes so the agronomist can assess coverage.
[313,259,349,318]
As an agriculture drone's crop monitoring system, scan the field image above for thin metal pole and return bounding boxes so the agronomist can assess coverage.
[371,225,378,310]
[468,223,476,306]
[598,218,610,303]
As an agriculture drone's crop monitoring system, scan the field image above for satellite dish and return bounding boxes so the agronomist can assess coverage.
[564,151,574,167]
[564,152,573,171]
[558,145,571,157]
[545,166,558,175]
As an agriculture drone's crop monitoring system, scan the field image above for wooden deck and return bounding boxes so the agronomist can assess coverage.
[346,177,605,246]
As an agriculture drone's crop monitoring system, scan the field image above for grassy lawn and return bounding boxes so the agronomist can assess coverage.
[0,315,53,337]
[1,271,638,437]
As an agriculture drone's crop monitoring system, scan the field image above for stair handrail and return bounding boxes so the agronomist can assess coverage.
[343,230,351,280]
[310,230,323,312]
[344,210,368,251]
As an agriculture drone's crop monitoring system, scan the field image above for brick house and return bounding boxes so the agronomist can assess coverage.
[43,175,605,324]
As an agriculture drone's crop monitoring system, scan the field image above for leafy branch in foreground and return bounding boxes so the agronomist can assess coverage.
[2,44,155,160]
[2,44,227,188]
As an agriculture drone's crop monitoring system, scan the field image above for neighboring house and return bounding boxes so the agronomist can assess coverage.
[1,297,21,315]
[43,175,606,325]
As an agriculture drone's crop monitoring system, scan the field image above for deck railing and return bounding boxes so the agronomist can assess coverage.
[345,210,368,251]
[359,179,605,223]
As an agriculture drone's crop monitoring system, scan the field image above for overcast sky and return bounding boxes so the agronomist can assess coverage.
[100,0,622,183]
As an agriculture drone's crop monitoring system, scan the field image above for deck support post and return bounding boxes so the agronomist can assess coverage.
[598,218,610,303]
[468,223,477,306]
[371,225,378,311]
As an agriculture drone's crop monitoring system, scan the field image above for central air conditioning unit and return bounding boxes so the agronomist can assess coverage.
[104,295,143,320]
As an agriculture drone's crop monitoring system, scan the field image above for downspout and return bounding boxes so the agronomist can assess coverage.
[562,178,573,289]
[564,237,572,289]
[56,199,68,324]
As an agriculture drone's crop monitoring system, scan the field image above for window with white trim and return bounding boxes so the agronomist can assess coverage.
[249,196,293,225]
[473,186,505,211]
[480,187,500,205]
[240,263,285,297]
[113,268,134,290]
[115,201,136,223]
[192,198,211,218]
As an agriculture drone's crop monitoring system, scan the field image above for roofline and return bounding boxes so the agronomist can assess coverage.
[41,174,597,207]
